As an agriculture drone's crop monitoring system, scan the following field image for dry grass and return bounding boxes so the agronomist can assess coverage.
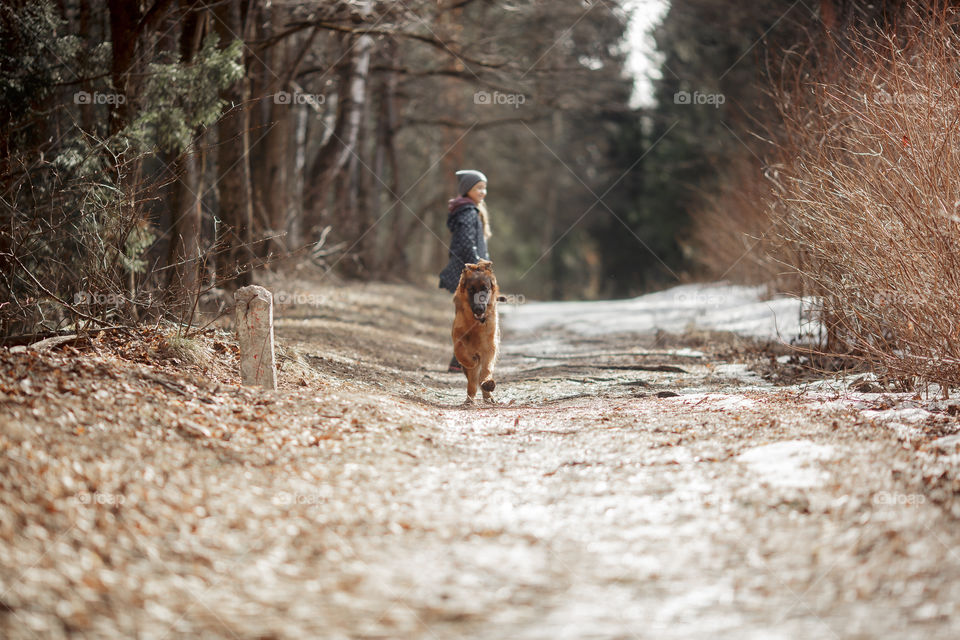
[768,2,960,389]
[159,333,215,367]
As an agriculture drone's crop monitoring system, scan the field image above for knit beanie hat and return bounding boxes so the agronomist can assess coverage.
[456,170,487,196]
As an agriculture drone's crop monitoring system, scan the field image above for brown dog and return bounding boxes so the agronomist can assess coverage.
[452,260,500,403]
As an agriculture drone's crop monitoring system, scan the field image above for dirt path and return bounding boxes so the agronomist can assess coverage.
[3,282,960,639]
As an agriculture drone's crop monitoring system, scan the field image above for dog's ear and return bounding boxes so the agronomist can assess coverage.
[476,259,493,271]
[463,262,479,271]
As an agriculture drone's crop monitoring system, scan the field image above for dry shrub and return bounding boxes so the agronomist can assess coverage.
[688,153,797,291]
[771,2,960,387]
[0,145,158,339]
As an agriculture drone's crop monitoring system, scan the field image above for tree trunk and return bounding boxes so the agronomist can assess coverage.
[378,40,411,275]
[213,0,253,287]
[105,0,146,207]
[263,4,291,256]
[344,106,374,278]
[165,3,207,310]
[77,0,97,134]
[305,4,373,242]
[106,0,139,136]
[420,3,465,277]
[289,101,308,251]
[246,3,272,255]
[265,100,292,256]
[167,149,203,303]
[332,162,356,273]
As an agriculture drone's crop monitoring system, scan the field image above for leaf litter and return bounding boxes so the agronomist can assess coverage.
[2,282,960,638]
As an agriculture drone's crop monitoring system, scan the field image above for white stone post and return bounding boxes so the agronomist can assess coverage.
[235,285,277,390]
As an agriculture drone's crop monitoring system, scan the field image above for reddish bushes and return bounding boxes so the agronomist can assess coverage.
[688,153,790,290]
[770,3,960,386]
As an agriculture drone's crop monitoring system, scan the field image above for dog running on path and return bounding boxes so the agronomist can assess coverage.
[452,260,500,403]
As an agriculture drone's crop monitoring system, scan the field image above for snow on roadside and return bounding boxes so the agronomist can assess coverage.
[500,282,960,451]
[737,440,837,488]
[502,283,813,341]
[803,387,950,444]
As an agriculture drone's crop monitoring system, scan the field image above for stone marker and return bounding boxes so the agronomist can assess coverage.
[235,285,277,390]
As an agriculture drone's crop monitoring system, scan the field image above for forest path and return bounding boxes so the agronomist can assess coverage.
[2,282,960,639]
[269,282,960,639]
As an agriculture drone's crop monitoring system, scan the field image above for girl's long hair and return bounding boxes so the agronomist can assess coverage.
[477,200,492,240]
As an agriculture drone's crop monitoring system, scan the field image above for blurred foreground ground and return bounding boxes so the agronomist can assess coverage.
[2,282,960,639]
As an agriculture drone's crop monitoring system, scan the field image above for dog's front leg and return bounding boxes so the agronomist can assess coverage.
[479,360,496,403]
[465,362,480,402]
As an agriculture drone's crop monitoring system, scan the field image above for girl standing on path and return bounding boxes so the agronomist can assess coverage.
[439,169,491,372]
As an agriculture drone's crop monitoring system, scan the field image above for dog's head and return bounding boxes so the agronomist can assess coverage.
[459,260,498,323]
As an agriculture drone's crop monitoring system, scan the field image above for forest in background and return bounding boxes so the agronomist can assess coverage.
[1,0,646,338]
[6,0,960,391]
[1,0,831,338]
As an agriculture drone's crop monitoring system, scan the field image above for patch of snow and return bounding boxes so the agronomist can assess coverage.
[502,335,566,358]
[666,393,758,410]
[737,440,837,488]
[505,283,815,341]
[797,379,849,394]
[801,393,936,443]
[886,422,925,443]
[858,407,932,444]
[674,348,706,358]
[712,363,765,383]
[711,395,759,410]
[861,408,931,425]
[816,399,872,412]
[926,434,960,454]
